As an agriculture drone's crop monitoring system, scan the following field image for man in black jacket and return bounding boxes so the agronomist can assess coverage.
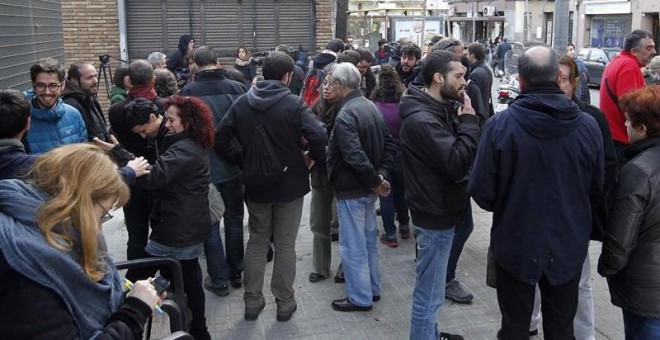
[61,61,111,142]
[395,42,422,87]
[467,42,495,124]
[400,50,480,340]
[325,62,396,313]
[108,59,164,281]
[216,51,326,322]
[181,46,247,296]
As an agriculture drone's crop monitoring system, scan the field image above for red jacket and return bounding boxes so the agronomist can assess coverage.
[599,51,645,144]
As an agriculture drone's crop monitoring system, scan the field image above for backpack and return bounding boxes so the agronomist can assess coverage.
[241,111,285,191]
[301,67,326,107]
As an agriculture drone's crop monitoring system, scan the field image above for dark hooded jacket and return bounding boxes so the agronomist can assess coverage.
[166,34,192,72]
[598,136,660,318]
[467,83,604,285]
[396,61,421,88]
[61,81,110,142]
[399,85,481,229]
[216,80,327,203]
[327,90,396,200]
[180,69,246,184]
[0,140,35,180]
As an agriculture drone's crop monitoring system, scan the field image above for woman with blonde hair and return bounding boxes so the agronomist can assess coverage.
[0,144,161,339]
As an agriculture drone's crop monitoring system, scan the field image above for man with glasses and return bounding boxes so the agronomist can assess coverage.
[23,58,87,154]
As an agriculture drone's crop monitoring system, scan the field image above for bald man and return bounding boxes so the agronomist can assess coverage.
[468,45,604,339]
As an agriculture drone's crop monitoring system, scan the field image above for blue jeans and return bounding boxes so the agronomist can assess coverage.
[215,176,245,275]
[410,226,455,340]
[337,194,381,307]
[446,203,474,283]
[204,221,230,285]
[623,310,660,340]
[379,157,409,236]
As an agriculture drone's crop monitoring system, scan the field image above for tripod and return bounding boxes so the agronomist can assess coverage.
[97,54,128,100]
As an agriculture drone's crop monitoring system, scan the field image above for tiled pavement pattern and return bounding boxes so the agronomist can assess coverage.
[103,194,624,339]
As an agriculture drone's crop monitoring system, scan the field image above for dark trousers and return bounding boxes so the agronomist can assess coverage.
[379,157,409,235]
[123,187,155,281]
[161,258,207,331]
[496,262,580,340]
[215,176,245,276]
[446,203,474,283]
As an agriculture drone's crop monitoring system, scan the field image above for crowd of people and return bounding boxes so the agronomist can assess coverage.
[0,27,658,340]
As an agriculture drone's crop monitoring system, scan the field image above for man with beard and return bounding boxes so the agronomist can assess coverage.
[395,43,422,87]
[62,61,111,142]
[468,46,603,339]
[23,58,88,154]
[399,50,480,340]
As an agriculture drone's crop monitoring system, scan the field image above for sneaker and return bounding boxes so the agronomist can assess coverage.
[439,332,464,340]
[445,278,473,303]
[399,225,411,239]
[203,276,229,297]
[379,233,398,248]
[230,273,242,289]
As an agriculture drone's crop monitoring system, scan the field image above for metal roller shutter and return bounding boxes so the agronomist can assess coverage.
[126,1,164,60]
[0,0,65,90]
[278,0,313,52]
[204,1,242,57]
[253,0,276,54]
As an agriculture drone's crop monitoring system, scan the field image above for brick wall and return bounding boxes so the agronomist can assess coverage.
[62,0,121,112]
[316,0,334,53]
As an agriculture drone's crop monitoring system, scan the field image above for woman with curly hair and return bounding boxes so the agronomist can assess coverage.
[0,144,161,339]
[140,95,214,340]
[154,68,179,98]
[370,65,409,247]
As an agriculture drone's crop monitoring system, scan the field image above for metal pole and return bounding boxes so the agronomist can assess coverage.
[472,2,476,43]
[523,0,528,41]
[421,2,427,47]
[553,0,570,55]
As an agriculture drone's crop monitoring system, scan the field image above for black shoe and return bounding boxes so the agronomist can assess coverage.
[372,295,380,302]
[276,304,297,322]
[309,272,327,283]
[188,326,212,340]
[376,208,381,216]
[331,233,339,242]
[203,277,229,297]
[334,273,345,283]
[266,246,274,263]
[230,273,242,289]
[244,299,266,320]
[439,332,464,340]
[331,297,372,312]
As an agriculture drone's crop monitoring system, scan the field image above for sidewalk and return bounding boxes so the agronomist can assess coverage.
[103,194,623,339]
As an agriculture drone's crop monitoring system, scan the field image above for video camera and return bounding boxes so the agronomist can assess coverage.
[99,54,111,65]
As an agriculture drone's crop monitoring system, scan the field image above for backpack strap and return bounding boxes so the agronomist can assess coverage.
[604,76,618,106]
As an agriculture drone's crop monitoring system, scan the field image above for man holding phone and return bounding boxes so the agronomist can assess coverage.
[399,50,480,340]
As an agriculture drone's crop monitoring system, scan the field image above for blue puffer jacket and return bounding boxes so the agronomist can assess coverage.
[23,90,88,155]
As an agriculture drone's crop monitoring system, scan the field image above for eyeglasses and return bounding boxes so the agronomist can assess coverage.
[322,79,338,88]
[33,82,63,92]
[98,203,114,224]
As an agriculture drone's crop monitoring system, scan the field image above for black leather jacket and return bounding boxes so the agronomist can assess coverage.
[598,137,660,318]
[327,90,396,200]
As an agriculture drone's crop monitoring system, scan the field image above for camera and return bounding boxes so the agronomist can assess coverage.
[99,54,110,64]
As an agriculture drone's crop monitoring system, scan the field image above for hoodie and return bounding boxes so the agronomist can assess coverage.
[0,179,130,339]
[467,83,605,285]
[22,90,88,155]
[109,85,127,104]
[398,85,480,229]
[216,80,327,203]
[167,34,193,71]
[0,139,35,180]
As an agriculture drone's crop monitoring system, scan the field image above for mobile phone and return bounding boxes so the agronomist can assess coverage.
[152,276,171,295]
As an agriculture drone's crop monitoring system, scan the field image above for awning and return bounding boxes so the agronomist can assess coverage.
[446,16,505,22]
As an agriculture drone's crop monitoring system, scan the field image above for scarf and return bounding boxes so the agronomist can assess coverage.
[235,57,252,67]
[128,85,157,101]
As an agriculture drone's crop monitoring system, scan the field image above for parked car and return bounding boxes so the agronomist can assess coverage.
[577,47,621,87]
